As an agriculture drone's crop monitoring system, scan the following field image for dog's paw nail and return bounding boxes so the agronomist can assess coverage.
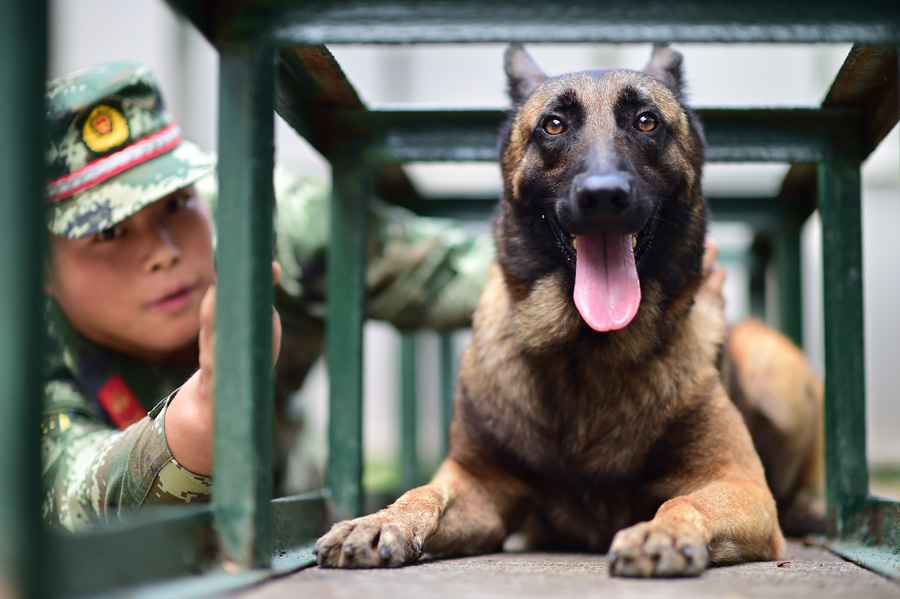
[343,544,355,556]
[608,551,619,562]
[680,545,695,558]
[379,546,392,559]
[412,539,423,554]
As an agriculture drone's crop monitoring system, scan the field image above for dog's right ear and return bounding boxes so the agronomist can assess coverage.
[505,44,548,105]
[643,43,685,100]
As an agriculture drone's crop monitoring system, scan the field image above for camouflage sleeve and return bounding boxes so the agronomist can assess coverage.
[269,166,495,331]
[363,202,494,330]
[41,381,211,532]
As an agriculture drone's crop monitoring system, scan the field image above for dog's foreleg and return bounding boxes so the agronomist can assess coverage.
[315,458,513,568]
[608,472,785,577]
[607,388,786,578]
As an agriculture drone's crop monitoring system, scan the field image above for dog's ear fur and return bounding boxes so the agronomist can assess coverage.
[643,43,685,100]
[505,44,549,105]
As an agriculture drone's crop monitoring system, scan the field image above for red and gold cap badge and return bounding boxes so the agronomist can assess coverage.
[82,104,129,153]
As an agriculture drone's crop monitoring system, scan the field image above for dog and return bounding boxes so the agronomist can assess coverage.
[315,44,823,577]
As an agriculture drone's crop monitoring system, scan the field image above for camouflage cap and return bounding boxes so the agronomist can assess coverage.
[45,62,215,238]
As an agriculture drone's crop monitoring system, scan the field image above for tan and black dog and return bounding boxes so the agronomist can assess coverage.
[316,44,823,577]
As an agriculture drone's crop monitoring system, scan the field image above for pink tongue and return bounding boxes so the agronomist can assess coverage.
[574,233,641,332]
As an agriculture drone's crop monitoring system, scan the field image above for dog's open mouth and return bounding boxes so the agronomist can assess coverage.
[543,203,657,333]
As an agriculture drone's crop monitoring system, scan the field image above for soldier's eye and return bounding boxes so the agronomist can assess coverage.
[165,195,190,214]
[96,225,125,242]
[635,112,658,133]
[543,117,566,136]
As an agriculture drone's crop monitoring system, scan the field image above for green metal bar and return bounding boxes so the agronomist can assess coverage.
[439,334,455,459]
[214,43,276,569]
[271,491,330,557]
[818,42,900,579]
[409,196,812,230]
[747,237,768,323]
[0,1,46,598]
[56,508,218,597]
[326,157,370,521]
[354,107,860,165]
[818,161,868,539]
[773,221,804,347]
[56,496,329,598]
[400,332,419,490]
[168,0,900,45]
[827,541,900,580]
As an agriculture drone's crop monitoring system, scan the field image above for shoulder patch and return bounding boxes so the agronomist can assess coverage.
[41,411,74,440]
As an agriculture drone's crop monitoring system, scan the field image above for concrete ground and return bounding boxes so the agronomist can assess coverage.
[225,540,899,599]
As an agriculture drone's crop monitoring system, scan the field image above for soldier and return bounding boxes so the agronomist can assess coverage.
[41,63,493,532]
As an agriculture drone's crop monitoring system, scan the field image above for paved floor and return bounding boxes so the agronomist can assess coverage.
[225,540,900,599]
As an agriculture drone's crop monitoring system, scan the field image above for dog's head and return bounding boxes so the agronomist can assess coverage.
[498,44,707,334]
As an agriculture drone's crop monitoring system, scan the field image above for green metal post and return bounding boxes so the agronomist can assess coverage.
[748,237,768,322]
[773,221,804,347]
[400,332,419,490]
[439,334,456,458]
[214,43,276,568]
[0,1,46,598]
[326,157,370,521]
[818,161,868,539]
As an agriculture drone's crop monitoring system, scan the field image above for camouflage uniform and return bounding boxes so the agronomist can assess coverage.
[41,63,493,532]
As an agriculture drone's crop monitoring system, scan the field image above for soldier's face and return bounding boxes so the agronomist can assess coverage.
[46,185,215,365]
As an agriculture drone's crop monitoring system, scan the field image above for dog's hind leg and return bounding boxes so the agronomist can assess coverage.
[722,317,825,534]
[315,458,518,568]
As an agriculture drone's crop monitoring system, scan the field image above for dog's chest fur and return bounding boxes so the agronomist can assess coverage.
[452,266,725,547]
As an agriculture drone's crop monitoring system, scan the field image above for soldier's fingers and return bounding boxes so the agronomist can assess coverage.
[702,263,726,297]
[702,238,719,275]
[272,307,282,366]
[272,261,282,286]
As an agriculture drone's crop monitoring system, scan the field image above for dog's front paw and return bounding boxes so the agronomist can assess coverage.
[315,514,422,568]
[608,521,709,577]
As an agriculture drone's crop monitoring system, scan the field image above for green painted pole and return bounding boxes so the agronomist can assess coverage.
[326,157,370,521]
[748,237,768,322]
[818,161,868,540]
[0,1,46,598]
[400,332,419,490]
[214,43,276,568]
[773,221,803,348]
[439,334,455,459]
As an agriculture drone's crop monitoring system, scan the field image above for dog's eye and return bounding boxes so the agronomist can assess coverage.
[543,117,566,136]
[635,113,658,132]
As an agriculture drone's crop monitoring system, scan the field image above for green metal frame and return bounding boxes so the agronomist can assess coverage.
[0,1,46,598]
[3,1,899,596]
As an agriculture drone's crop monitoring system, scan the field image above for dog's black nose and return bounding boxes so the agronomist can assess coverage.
[576,175,631,214]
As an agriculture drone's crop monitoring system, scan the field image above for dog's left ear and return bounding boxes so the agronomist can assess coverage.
[505,44,549,105]
[643,43,685,99]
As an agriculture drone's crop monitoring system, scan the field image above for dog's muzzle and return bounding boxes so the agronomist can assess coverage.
[559,173,650,237]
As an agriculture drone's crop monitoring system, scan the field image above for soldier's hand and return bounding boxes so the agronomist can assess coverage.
[271,261,283,365]
[700,238,726,305]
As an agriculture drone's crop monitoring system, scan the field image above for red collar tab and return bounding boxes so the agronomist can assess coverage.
[97,374,147,430]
